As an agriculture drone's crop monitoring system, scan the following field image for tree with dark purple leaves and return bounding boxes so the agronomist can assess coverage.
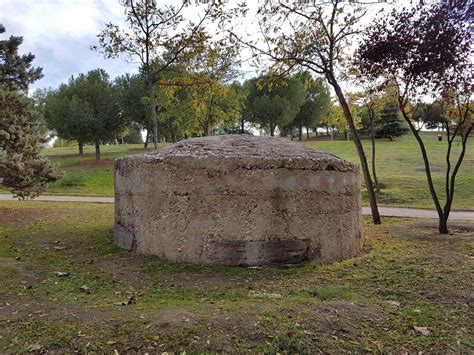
[357,0,473,234]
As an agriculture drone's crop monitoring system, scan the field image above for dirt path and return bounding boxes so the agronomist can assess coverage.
[0,193,472,221]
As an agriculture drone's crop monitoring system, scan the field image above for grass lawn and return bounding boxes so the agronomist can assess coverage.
[42,144,166,197]
[0,201,472,352]
[302,132,474,210]
[3,132,471,210]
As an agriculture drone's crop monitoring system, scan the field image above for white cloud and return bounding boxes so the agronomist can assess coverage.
[0,0,137,90]
[0,0,410,91]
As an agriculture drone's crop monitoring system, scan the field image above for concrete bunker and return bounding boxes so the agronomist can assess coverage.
[114,135,363,266]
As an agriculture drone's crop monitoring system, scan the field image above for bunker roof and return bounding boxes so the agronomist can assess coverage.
[122,135,358,172]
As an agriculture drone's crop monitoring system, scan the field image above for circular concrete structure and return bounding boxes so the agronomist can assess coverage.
[114,135,363,266]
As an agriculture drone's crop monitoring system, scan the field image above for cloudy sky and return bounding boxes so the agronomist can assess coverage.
[1,0,403,92]
[0,0,139,91]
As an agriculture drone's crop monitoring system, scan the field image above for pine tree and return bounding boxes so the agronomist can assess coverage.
[376,103,409,141]
[0,24,61,199]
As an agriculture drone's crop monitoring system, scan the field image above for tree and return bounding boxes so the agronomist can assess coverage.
[93,0,230,148]
[413,102,445,131]
[324,100,361,141]
[117,122,143,144]
[352,80,400,192]
[229,81,249,134]
[30,88,53,139]
[357,0,473,233]
[353,90,383,192]
[179,40,242,137]
[45,69,123,160]
[246,75,305,136]
[0,24,61,199]
[376,103,409,141]
[293,72,330,141]
[44,83,89,156]
[114,73,150,147]
[231,0,381,224]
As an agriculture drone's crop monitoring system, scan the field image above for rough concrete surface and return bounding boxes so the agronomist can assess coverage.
[2,194,472,221]
[114,135,363,266]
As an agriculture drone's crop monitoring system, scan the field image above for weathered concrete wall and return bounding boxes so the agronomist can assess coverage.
[115,135,363,266]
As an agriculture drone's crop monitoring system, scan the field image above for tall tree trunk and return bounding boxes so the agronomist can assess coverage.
[370,112,380,193]
[306,127,310,139]
[204,95,214,137]
[144,24,158,150]
[441,120,472,233]
[148,80,158,149]
[144,129,149,149]
[399,104,445,232]
[270,124,275,137]
[439,218,448,235]
[152,93,158,149]
[95,141,100,161]
[330,75,381,225]
[298,123,303,141]
[326,125,330,136]
[78,141,84,156]
[241,119,245,134]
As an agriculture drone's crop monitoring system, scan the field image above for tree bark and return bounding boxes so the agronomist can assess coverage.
[144,129,149,149]
[151,92,158,149]
[143,14,157,150]
[78,141,84,156]
[439,217,448,234]
[329,75,381,224]
[298,123,303,141]
[441,120,472,233]
[399,103,445,232]
[241,119,245,134]
[370,111,380,193]
[306,127,310,139]
[95,141,100,161]
[203,95,214,137]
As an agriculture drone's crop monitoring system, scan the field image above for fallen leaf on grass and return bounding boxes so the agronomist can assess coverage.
[387,300,401,307]
[80,285,91,294]
[115,296,135,306]
[413,326,431,336]
[54,271,69,277]
[27,343,43,352]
